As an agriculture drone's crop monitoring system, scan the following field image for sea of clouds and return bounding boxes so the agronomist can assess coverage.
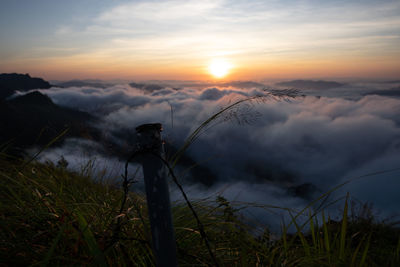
[31,80,400,229]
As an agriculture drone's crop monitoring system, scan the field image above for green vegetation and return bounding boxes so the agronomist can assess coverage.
[1,153,399,266]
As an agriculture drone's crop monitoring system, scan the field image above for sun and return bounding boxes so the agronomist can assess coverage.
[208,59,232,79]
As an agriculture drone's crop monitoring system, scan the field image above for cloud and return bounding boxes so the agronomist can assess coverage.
[199,87,247,101]
[169,180,309,231]
[33,81,400,222]
[38,85,151,113]
[33,137,146,189]
[16,0,397,80]
[97,0,220,24]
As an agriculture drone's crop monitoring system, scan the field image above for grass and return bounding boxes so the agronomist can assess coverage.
[1,153,399,266]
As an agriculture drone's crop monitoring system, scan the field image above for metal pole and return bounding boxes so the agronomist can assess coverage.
[136,123,178,267]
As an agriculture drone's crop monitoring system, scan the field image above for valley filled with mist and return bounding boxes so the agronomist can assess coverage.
[3,74,399,229]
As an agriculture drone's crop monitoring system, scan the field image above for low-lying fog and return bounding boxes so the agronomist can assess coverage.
[26,79,400,230]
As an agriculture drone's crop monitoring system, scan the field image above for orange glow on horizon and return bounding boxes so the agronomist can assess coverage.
[1,53,399,81]
[1,1,399,81]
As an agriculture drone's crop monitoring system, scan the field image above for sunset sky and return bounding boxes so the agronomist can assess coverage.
[1,0,399,80]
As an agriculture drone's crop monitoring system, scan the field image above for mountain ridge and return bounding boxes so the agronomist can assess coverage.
[0,73,52,100]
[276,79,345,90]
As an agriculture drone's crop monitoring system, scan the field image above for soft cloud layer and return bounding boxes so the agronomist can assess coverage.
[39,84,151,113]
[35,81,400,224]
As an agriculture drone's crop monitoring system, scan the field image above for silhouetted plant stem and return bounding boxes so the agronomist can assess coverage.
[119,147,219,266]
[153,152,220,267]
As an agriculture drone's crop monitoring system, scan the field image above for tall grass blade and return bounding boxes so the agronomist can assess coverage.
[171,90,298,167]
[22,128,69,168]
[76,211,107,267]
[282,222,288,255]
[322,211,331,262]
[288,211,310,256]
[360,232,372,267]
[40,222,67,266]
[309,209,317,248]
[350,235,366,267]
[339,193,349,260]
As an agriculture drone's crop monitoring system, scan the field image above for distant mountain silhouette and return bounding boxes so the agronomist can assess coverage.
[0,73,52,100]
[129,82,164,92]
[0,91,98,152]
[276,79,345,90]
[221,81,265,88]
[381,80,400,84]
[364,87,400,97]
[54,80,113,88]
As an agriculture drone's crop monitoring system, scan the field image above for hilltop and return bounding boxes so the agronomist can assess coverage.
[0,73,52,100]
[0,89,98,153]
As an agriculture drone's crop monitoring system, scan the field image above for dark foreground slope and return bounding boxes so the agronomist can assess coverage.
[1,155,399,266]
